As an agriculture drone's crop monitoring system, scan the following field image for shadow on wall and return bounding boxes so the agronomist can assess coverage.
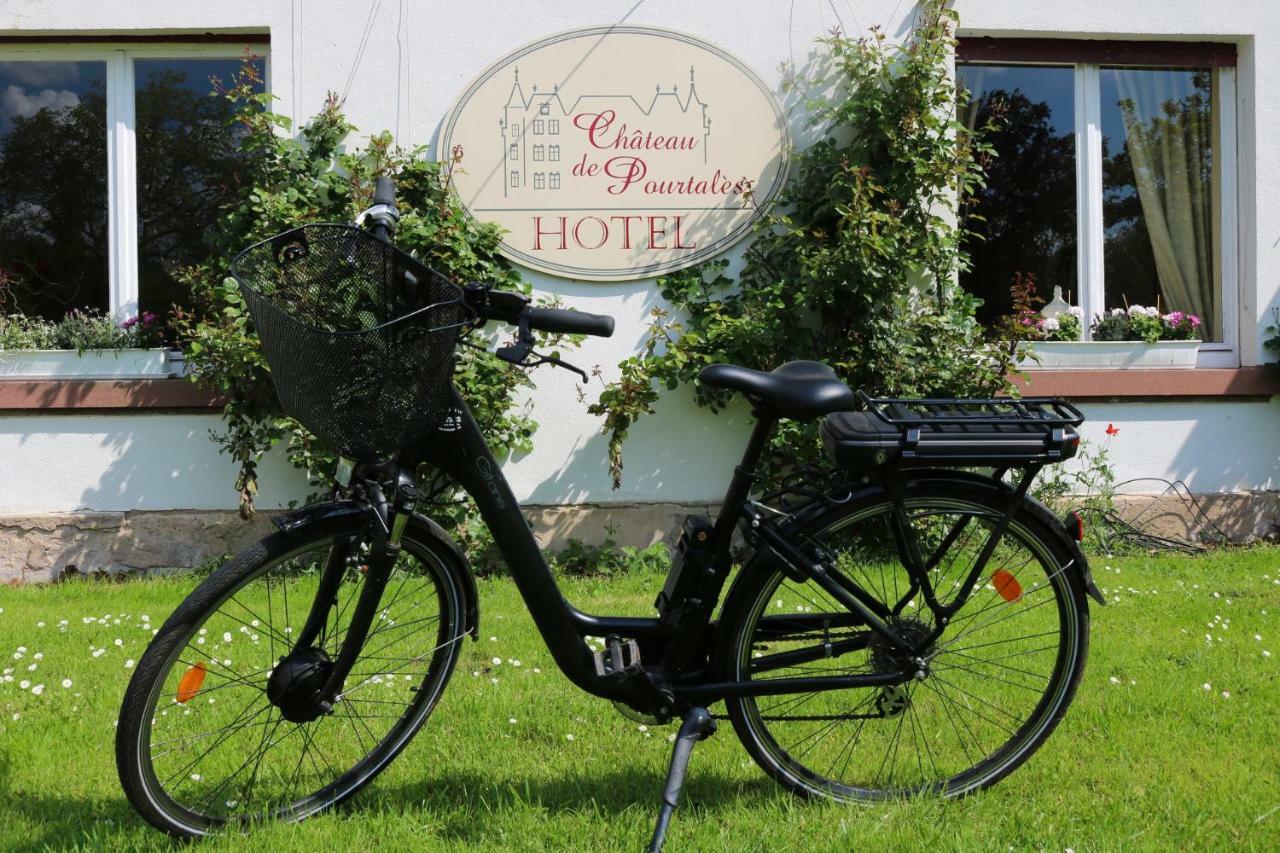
[1076,398,1280,494]
[0,414,304,580]
[70,416,306,512]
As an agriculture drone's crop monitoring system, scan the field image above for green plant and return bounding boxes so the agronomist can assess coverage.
[997,272,1045,344]
[589,1,1013,488]
[1033,430,1118,552]
[173,61,567,565]
[1262,307,1280,372]
[1091,305,1202,342]
[1040,310,1081,341]
[0,309,164,352]
[0,313,55,350]
[548,532,669,578]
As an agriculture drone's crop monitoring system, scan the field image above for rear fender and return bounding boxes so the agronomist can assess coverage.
[901,469,1105,606]
[272,502,481,636]
[753,471,1104,606]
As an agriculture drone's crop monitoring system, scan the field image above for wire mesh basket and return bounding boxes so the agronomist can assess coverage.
[230,223,472,462]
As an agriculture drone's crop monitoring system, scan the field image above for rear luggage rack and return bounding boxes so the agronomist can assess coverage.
[858,391,1083,428]
[821,392,1085,472]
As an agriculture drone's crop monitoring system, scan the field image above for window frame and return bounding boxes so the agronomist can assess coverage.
[0,41,271,324]
[957,38,1240,368]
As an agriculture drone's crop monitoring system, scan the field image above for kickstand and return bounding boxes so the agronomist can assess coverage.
[647,706,716,853]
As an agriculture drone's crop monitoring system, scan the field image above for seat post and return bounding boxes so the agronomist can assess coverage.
[710,410,776,557]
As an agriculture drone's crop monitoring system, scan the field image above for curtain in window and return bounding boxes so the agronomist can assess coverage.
[1115,70,1216,335]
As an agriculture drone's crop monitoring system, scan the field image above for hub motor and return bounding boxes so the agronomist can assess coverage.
[267,647,335,723]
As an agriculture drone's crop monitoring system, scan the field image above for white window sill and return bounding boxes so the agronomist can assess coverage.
[0,348,184,380]
[1017,340,1235,371]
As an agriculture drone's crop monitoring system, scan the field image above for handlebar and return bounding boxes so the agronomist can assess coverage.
[373,175,396,208]
[463,283,614,338]
[526,307,615,338]
[360,175,400,242]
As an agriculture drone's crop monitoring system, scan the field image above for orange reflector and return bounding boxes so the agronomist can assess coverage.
[992,569,1023,603]
[177,662,207,703]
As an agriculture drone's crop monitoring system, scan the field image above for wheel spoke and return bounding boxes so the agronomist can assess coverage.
[127,529,463,832]
[729,492,1083,800]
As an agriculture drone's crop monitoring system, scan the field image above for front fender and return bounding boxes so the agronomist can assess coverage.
[272,502,481,637]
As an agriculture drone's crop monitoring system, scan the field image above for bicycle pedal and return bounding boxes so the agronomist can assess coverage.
[593,635,642,680]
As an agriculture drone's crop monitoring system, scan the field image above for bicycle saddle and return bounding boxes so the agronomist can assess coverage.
[698,360,856,420]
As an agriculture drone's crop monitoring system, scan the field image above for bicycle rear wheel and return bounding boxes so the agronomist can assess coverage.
[116,518,468,837]
[717,476,1089,801]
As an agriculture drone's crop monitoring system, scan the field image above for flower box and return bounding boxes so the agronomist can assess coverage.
[1018,340,1201,370]
[0,348,180,379]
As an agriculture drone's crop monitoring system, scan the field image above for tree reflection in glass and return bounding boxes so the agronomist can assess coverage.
[0,61,108,320]
[958,64,1076,328]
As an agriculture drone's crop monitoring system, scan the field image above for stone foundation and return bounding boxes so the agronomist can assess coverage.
[1,492,1275,584]
[0,511,276,584]
[1109,492,1280,545]
[0,503,713,584]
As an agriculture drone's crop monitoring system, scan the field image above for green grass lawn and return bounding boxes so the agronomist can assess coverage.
[1,547,1278,851]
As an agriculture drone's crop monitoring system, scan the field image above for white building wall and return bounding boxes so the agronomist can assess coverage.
[0,1,1276,513]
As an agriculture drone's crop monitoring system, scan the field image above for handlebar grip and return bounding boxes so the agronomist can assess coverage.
[373,175,396,208]
[526,307,615,338]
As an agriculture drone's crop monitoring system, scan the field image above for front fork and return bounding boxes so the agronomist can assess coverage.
[290,460,419,710]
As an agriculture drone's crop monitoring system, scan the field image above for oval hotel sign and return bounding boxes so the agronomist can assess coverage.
[440,26,789,281]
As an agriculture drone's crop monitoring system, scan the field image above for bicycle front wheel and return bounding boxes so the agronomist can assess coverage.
[717,477,1090,801]
[116,518,469,837]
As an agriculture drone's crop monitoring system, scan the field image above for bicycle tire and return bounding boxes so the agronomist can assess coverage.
[116,517,469,837]
[716,475,1090,801]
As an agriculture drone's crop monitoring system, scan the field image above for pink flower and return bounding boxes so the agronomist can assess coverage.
[1188,314,1202,327]
[120,315,139,329]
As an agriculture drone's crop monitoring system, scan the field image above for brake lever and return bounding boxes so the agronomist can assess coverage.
[495,313,536,364]
[526,351,588,383]
[494,313,588,383]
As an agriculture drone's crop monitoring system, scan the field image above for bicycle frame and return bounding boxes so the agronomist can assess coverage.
[303,385,1052,719]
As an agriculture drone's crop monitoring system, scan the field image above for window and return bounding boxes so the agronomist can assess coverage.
[549,119,560,135]
[549,171,560,190]
[0,46,266,324]
[509,143,518,160]
[533,171,545,189]
[510,169,519,188]
[0,60,108,320]
[532,144,544,161]
[548,144,560,162]
[511,123,520,137]
[134,56,267,313]
[958,40,1237,364]
[539,103,550,115]
[533,118,544,134]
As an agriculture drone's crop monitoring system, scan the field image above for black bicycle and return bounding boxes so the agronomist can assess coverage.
[116,177,1104,850]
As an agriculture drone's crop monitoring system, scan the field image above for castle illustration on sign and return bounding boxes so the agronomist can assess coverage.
[498,66,712,197]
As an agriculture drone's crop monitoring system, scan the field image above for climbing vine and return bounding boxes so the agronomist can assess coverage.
[173,60,564,562]
[589,1,1014,488]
